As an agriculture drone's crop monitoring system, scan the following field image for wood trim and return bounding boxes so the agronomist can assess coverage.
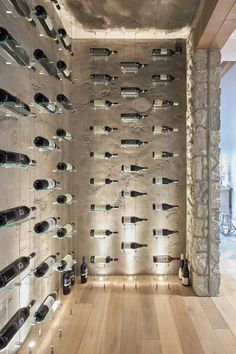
[221,61,236,77]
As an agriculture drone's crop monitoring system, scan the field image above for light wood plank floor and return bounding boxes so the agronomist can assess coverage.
[18,275,236,354]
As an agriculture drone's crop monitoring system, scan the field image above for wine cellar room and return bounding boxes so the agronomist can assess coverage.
[0,1,235,354]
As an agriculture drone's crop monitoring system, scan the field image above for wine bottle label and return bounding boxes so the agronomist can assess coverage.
[91,205,107,211]
[47,179,56,189]
[62,224,73,234]
[17,316,25,327]
[122,217,132,223]
[153,99,163,107]
[160,48,168,55]
[81,271,87,277]
[153,203,163,211]
[91,230,108,238]
[153,229,164,236]
[93,100,106,108]
[122,242,132,249]
[19,208,26,216]
[63,36,71,46]
[153,177,163,185]
[121,116,139,122]
[63,68,71,77]
[47,102,57,112]
[91,178,106,185]
[182,277,189,286]
[154,255,169,263]
[44,17,54,31]
[43,257,56,269]
[91,153,107,159]
[92,256,106,264]
[92,126,107,135]
[122,191,132,197]
[160,74,168,81]
[64,163,73,171]
[17,262,24,271]
[178,268,183,280]
[152,126,162,134]
[122,165,132,172]
[63,132,72,140]
[153,153,162,159]
[45,218,57,230]
[43,295,55,309]
[64,194,73,203]
[62,254,73,265]
[46,140,56,150]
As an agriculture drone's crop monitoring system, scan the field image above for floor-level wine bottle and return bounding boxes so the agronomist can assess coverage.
[153,99,179,109]
[56,223,74,238]
[57,94,75,112]
[34,93,59,113]
[179,254,184,280]
[56,60,73,81]
[90,74,118,85]
[34,5,59,43]
[90,48,117,57]
[120,62,147,73]
[33,179,59,191]
[90,152,118,160]
[153,255,180,263]
[121,190,147,198]
[57,28,73,54]
[34,136,59,151]
[153,229,179,237]
[121,87,147,98]
[0,27,34,70]
[121,242,148,250]
[57,253,74,271]
[57,161,75,171]
[152,47,182,58]
[120,113,148,122]
[152,126,178,134]
[182,259,190,286]
[152,151,178,159]
[3,0,35,25]
[153,177,179,185]
[0,88,34,118]
[34,217,59,233]
[51,0,61,10]
[33,255,57,278]
[33,49,59,79]
[34,293,57,323]
[121,216,148,224]
[80,256,87,283]
[0,150,36,167]
[90,178,118,185]
[121,139,148,147]
[90,256,118,264]
[90,126,117,135]
[0,206,36,227]
[56,129,73,141]
[63,272,71,295]
[152,74,179,83]
[70,264,75,286]
[153,203,179,211]
[0,252,36,287]
[56,194,74,204]
[90,100,118,109]
[90,229,118,238]
[121,164,147,172]
[90,204,118,211]
[0,299,36,350]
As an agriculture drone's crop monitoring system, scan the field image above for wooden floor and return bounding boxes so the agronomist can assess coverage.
[18,274,236,354]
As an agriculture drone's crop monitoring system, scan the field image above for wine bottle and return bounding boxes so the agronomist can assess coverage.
[56,94,75,112]
[33,49,60,79]
[63,272,71,295]
[33,255,57,278]
[56,223,74,238]
[3,0,35,25]
[0,252,36,287]
[120,62,147,73]
[152,151,178,159]
[152,47,182,58]
[152,126,178,134]
[70,264,75,286]
[153,177,179,185]
[0,206,36,227]
[34,293,57,323]
[57,252,74,272]
[121,216,148,224]
[34,136,59,151]
[153,99,179,109]
[153,229,179,237]
[56,129,73,141]
[56,194,74,204]
[90,100,118,109]
[0,150,36,167]
[90,256,118,264]
[90,152,118,160]
[121,87,148,98]
[90,178,118,185]
[33,179,59,191]
[153,203,178,211]
[57,28,73,54]
[0,27,35,70]
[90,126,118,135]
[121,164,147,172]
[51,0,61,10]
[90,204,119,211]
[121,242,148,250]
[57,161,75,171]
[120,113,148,122]
[179,254,184,280]
[90,229,118,238]
[121,190,147,197]
[56,60,73,81]
[34,217,59,234]
[34,5,59,43]
[90,74,118,85]
[34,93,60,113]
[182,259,190,286]
[153,255,180,263]
[80,256,87,283]
[0,88,35,118]
[121,139,148,147]
[90,48,117,57]
[152,74,179,83]
[0,299,36,350]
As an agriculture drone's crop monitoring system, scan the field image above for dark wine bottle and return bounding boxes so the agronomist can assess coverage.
[57,253,74,272]
[34,136,59,151]
[121,87,148,98]
[90,74,118,85]
[121,190,147,197]
[153,177,179,185]
[70,264,75,286]
[33,255,57,278]
[153,203,179,211]
[90,204,118,211]
[63,272,71,295]
[90,178,118,185]
[34,93,60,113]
[120,113,148,122]
[0,150,36,167]
[152,151,178,159]
[80,256,87,284]
[51,0,61,11]
[34,293,57,323]
[182,259,190,286]
[90,229,118,238]
[0,206,36,227]
[56,194,74,204]
[153,255,180,263]
[0,88,35,118]
[0,299,36,350]
[120,62,147,73]
[34,217,59,234]
[56,223,74,238]
[34,5,59,43]
[0,252,36,287]
[90,152,118,160]
[56,94,75,112]
[152,74,179,83]
[121,216,148,224]
[56,129,73,141]
[90,100,118,109]
[179,254,184,280]
[90,256,118,264]
[121,242,148,250]
[90,48,117,57]
[33,49,60,79]
[5,0,35,26]
[90,126,117,135]
[57,161,74,171]
[33,179,59,191]
[121,164,147,172]
[56,60,73,81]
[121,139,148,147]
[57,28,73,54]
[152,47,182,58]
[153,99,179,109]
[152,125,178,134]
[153,229,179,237]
